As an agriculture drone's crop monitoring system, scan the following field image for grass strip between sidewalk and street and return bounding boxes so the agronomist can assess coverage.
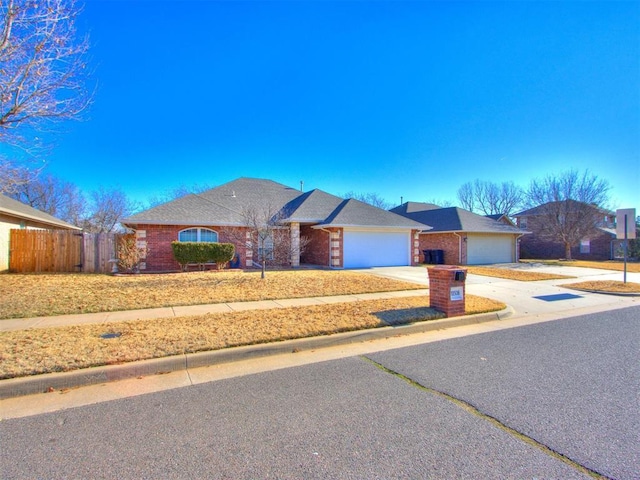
[0,295,504,380]
[520,259,640,273]
[562,281,640,294]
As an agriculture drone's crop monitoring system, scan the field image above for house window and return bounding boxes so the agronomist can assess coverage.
[178,228,218,243]
[580,239,590,254]
[519,218,528,229]
[258,234,274,260]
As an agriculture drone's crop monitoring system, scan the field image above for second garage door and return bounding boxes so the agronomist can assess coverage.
[343,230,410,268]
[467,234,514,265]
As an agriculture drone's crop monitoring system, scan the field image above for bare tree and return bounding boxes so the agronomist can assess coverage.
[525,169,611,259]
[457,180,523,216]
[456,182,475,211]
[342,191,393,210]
[146,182,214,208]
[0,0,91,148]
[224,204,310,279]
[82,187,138,233]
[8,171,85,224]
[0,157,41,194]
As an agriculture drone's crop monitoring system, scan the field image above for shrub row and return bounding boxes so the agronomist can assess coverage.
[171,242,235,270]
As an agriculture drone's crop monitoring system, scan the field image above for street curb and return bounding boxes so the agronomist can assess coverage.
[0,307,513,400]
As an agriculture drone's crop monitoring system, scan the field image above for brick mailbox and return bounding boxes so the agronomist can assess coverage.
[427,265,467,317]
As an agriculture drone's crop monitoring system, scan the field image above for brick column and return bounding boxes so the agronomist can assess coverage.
[330,229,342,268]
[427,265,467,317]
[290,222,300,267]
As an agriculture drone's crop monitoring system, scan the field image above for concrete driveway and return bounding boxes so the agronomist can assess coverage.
[360,264,639,318]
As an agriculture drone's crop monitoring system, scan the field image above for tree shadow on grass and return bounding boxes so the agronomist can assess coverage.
[374,307,445,327]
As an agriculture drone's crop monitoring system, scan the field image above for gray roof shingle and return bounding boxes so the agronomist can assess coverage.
[391,203,524,234]
[0,194,81,230]
[319,198,427,229]
[123,178,424,229]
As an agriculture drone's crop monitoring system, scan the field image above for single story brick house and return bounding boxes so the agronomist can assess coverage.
[122,178,426,271]
[390,202,528,265]
[514,202,619,260]
[0,193,82,272]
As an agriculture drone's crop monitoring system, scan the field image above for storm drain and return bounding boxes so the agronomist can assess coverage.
[100,332,122,339]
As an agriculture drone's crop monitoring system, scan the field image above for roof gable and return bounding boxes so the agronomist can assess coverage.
[319,198,426,229]
[390,202,440,215]
[282,189,344,223]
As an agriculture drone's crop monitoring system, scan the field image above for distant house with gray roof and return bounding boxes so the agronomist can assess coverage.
[122,178,426,271]
[0,194,81,271]
[514,201,619,260]
[390,202,528,265]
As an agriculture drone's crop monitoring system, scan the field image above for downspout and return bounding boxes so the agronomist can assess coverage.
[515,233,525,262]
[453,232,462,264]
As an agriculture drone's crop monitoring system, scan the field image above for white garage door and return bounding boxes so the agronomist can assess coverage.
[343,231,410,268]
[467,235,514,265]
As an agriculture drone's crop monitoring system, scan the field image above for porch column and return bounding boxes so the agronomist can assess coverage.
[290,222,300,267]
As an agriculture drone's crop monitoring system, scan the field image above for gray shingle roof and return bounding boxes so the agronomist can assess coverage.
[0,194,81,230]
[514,200,613,217]
[123,178,424,229]
[318,198,427,229]
[391,202,524,234]
[282,189,344,223]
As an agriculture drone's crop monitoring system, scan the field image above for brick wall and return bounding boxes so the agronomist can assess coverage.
[519,217,614,260]
[427,265,466,317]
[418,233,464,265]
[135,224,253,272]
[300,226,328,266]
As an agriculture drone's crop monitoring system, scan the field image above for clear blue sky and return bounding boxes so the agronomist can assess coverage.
[46,0,639,211]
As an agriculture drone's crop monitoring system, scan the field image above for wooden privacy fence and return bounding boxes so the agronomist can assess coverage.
[9,230,121,273]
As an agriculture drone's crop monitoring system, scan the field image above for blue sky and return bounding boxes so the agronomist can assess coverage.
[44,0,639,211]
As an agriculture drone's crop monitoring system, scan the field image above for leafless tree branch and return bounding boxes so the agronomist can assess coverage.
[0,0,92,148]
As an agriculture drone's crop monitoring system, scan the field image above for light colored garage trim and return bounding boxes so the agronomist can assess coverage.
[467,233,515,265]
[343,228,411,268]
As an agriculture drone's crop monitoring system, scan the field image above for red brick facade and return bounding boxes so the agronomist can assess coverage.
[517,217,615,260]
[300,225,330,266]
[427,265,467,317]
[136,224,254,272]
[137,224,425,271]
[417,233,464,265]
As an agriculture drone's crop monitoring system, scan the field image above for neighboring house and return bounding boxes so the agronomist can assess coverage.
[0,194,82,272]
[122,178,426,271]
[390,202,528,265]
[485,213,517,227]
[514,201,619,260]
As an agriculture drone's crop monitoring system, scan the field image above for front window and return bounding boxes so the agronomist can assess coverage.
[258,234,274,260]
[580,239,590,254]
[178,228,218,243]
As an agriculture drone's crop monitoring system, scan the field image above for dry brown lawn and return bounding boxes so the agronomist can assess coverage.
[0,294,504,379]
[465,266,574,281]
[0,270,425,319]
[521,259,640,273]
[563,281,640,294]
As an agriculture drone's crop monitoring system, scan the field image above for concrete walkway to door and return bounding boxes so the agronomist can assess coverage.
[361,264,639,318]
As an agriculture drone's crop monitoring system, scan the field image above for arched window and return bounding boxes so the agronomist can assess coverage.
[178,228,218,243]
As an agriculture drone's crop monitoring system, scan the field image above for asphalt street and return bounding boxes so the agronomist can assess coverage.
[2,305,638,479]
